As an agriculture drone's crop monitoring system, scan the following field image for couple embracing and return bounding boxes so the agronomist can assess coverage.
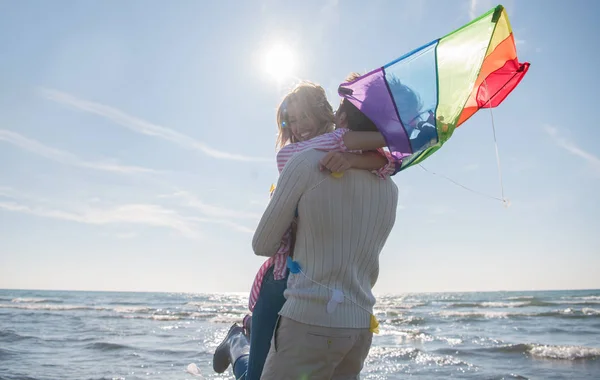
[212,72,420,379]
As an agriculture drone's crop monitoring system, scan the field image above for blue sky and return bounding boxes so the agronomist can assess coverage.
[1,0,598,294]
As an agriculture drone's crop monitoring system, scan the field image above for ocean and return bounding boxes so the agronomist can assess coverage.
[0,289,598,380]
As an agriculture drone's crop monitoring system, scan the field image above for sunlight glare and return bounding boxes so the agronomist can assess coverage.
[264,44,295,82]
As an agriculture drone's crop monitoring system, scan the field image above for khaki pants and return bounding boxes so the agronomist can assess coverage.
[260,316,373,380]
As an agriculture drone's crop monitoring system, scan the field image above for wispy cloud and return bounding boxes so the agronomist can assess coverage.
[469,0,492,20]
[0,186,256,237]
[0,199,201,238]
[38,88,270,162]
[161,191,262,220]
[544,125,600,173]
[187,216,255,234]
[115,232,138,239]
[0,129,155,174]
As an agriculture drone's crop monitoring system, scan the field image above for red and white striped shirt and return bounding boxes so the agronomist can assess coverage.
[248,128,397,311]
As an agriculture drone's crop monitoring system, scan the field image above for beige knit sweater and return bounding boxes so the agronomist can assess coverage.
[253,149,398,328]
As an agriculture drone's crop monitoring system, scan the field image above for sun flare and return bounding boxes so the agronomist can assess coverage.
[263,44,295,82]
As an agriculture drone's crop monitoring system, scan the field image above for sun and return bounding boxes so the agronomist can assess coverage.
[263,44,296,82]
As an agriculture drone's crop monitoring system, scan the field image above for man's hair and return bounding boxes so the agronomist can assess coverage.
[337,73,379,132]
[386,76,422,126]
[339,72,423,131]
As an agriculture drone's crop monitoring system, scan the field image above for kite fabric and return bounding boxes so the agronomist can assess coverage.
[338,4,530,172]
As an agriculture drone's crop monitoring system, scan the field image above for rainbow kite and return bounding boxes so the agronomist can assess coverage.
[338,4,530,172]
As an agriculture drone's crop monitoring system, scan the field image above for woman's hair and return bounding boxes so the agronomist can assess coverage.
[275,81,335,149]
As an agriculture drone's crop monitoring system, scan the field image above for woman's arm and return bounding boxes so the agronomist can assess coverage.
[342,131,387,151]
[320,151,387,173]
[277,128,391,174]
[320,149,398,178]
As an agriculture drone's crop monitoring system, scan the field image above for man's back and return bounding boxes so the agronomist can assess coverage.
[253,149,398,329]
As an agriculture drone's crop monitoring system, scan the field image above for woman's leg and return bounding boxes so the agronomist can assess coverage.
[245,265,288,380]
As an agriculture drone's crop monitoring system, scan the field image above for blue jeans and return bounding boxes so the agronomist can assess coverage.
[233,264,288,380]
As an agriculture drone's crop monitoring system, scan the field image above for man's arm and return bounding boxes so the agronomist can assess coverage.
[252,154,310,257]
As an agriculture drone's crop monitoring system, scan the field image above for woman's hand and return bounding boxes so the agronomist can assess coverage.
[319,152,353,174]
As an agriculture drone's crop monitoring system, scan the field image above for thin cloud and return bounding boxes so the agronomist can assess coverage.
[161,191,262,220]
[188,216,255,234]
[544,125,600,173]
[0,187,255,236]
[0,129,155,174]
[0,199,200,238]
[38,88,270,162]
[469,0,492,20]
[116,232,138,239]
[469,0,479,20]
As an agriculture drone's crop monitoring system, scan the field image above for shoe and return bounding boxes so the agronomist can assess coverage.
[212,323,249,373]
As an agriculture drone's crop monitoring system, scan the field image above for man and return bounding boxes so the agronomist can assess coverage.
[212,75,399,379]
[254,98,398,378]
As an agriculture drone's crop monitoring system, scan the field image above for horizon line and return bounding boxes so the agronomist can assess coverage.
[1,286,598,295]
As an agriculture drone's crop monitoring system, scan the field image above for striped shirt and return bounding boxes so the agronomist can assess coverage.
[248,128,397,312]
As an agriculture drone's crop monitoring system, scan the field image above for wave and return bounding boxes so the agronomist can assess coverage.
[435,343,600,362]
[386,316,426,325]
[85,342,133,351]
[112,306,153,313]
[445,300,556,309]
[0,303,221,320]
[11,297,63,304]
[437,308,600,319]
[0,374,41,380]
[0,329,38,343]
[490,343,600,361]
[0,303,106,311]
[563,295,600,301]
[507,296,534,300]
[367,346,475,368]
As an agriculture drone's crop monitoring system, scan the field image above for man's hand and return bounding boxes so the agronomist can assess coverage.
[319,152,353,174]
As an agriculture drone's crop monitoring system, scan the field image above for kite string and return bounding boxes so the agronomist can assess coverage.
[417,164,503,202]
[488,104,509,207]
[418,81,509,206]
[485,79,509,208]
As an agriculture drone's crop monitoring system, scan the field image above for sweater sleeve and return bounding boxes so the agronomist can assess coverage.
[253,154,311,257]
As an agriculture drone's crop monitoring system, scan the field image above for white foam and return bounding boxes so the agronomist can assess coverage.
[528,344,600,360]
[11,297,54,303]
[0,303,104,311]
[186,363,205,378]
[480,301,529,308]
[582,308,600,315]
[438,310,510,319]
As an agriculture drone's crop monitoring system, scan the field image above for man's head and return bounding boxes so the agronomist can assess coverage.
[335,73,379,132]
[387,76,422,127]
[336,72,423,131]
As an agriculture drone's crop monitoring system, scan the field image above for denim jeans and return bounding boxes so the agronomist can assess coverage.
[234,264,288,380]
